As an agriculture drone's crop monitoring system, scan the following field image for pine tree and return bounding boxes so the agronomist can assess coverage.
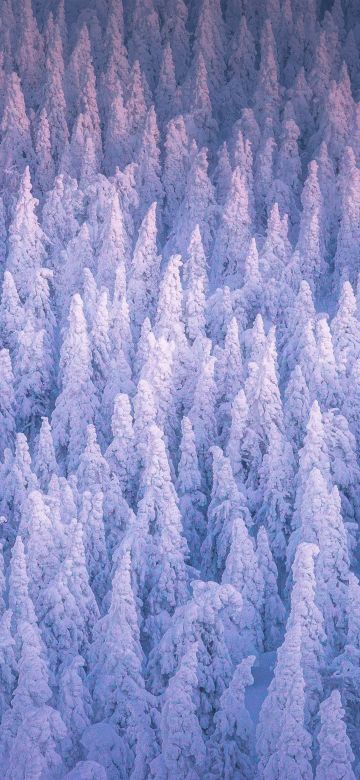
[202,446,251,581]
[163,115,191,232]
[52,294,97,473]
[58,655,92,767]
[183,225,208,343]
[89,541,154,778]
[222,514,264,656]
[331,280,360,380]
[129,0,161,92]
[176,416,207,569]
[316,690,355,780]
[149,579,243,744]
[79,490,109,605]
[128,203,161,339]
[43,15,68,165]
[212,166,252,284]
[34,108,55,196]
[189,355,217,483]
[19,488,64,606]
[135,105,163,221]
[0,349,15,458]
[6,167,47,301]
[284,365,311,449]
[105,393,135,506]
[254,20,280,130]
[33,417,58,491]
[207,655,255,780]
[257,526,285,650]
[257,623,312,780]
[0,72,33,201]
[0,619,66,779]
[13,0,44,105]
[136,423,190,648]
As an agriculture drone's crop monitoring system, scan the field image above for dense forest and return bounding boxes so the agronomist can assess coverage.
[0,0,359,777]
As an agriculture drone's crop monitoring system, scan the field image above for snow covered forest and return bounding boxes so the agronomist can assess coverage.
[1,0,360,776]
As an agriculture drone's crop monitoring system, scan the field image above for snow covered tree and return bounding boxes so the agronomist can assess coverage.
[222,514,264,656]
[316,690,355,780]
[6,167,46,301]
[257,526,286,650]
[105,393,135,506]
[202,446,251,582]
[0,72,33,201]
[212,166,252,284]
[89,541,154,778]
[0,619,66,779]
[33,417,58,491]
[0,349,15,458]
[136,423,190,647]
[206,655,255,780]
[176,416,207,569]
[128,203,161,339]
[52,294,97,473]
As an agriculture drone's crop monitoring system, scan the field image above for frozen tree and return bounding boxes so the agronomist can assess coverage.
[254,20,280,130]
[13,0,43,105]
[151,640,206,779]
[284,365,310,449]
[52,294,97,473]
[257,423,295,561]
[79,491,109,605]
[292,400,331,535]
[0,349,15,458]
[206,655,255,780]
[34,108,55,196]
[226,389,249,483]
[316,691,355,780]
[135,105,163,220]
[257,622,313,780]
[183,225,208,343]
[89,541,154,778]
[33,417,58,490]
[0,619,66,779]
[105,393,135,505]
[0,72,33,200]
[43,15,68,164]
[170,146,216,258]
[163,116,191,232]
[189,354,217,482]
[128,203,161,338]
[177,416,207,569]
[0,610,17,720]
[6,167,46,301]
[58,655,92,767]
[216,317,244,441]
[331,280,360,380]
[96,192,130,295]
[293,468,349,649]
[202,446,251,582]
[129,0,161,92]
[257,526,285,650]
[149,579,243,742]
[212,166,252,284]
[222,514,264,656]
[19,488,64,605]
[136,423,190,647]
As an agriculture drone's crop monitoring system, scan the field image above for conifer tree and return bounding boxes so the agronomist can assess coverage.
[316,691,355,780]
[0,349,15,458]
[6,167,46,301]
[52,294,97,473]
[177,416,207,569]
